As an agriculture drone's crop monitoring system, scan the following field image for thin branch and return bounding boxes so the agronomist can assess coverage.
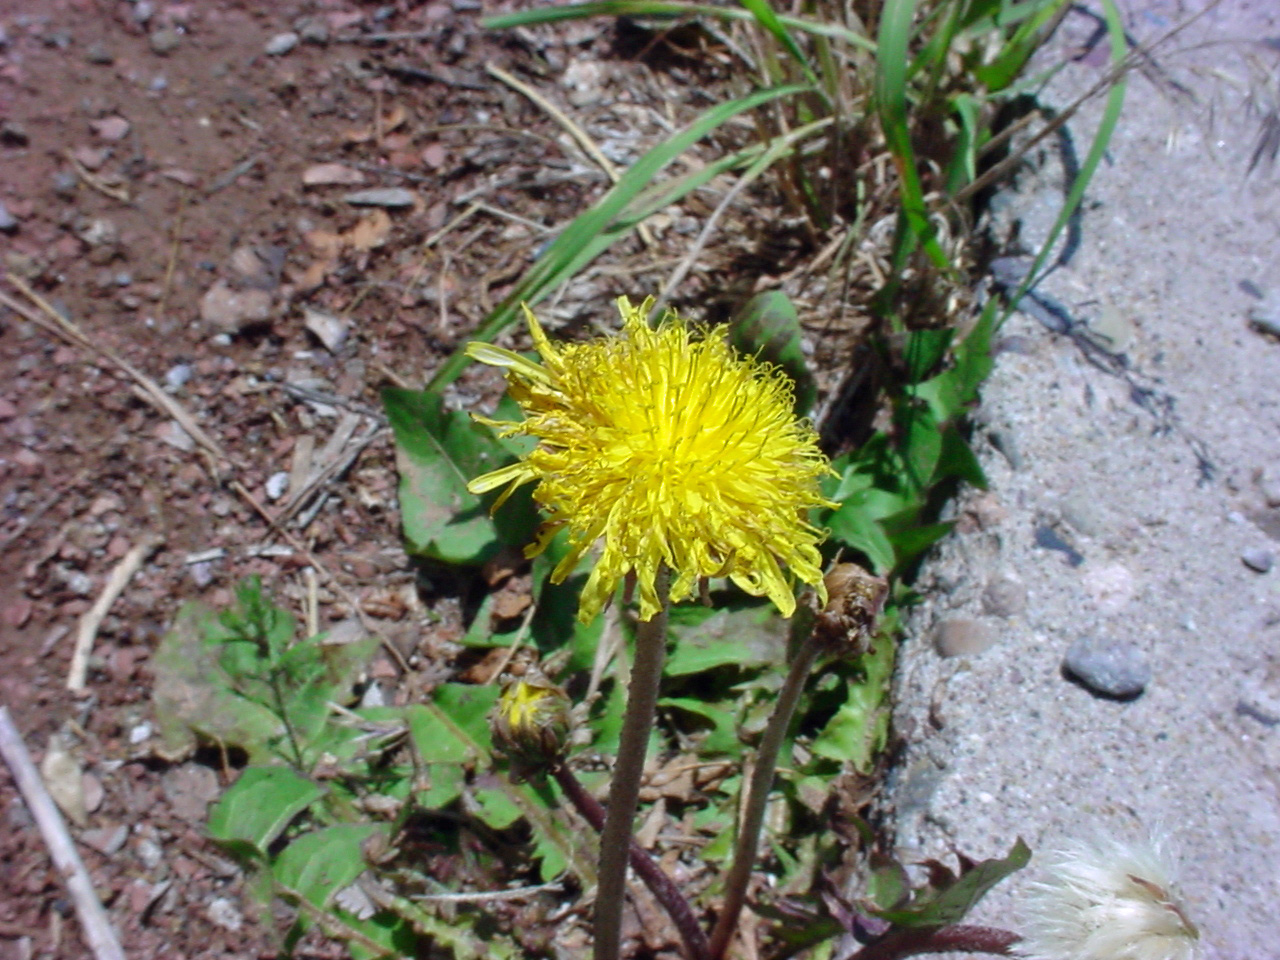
[0,707,126,960]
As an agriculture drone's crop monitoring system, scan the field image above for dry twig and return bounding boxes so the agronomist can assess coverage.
[0,707,126,960]
[485,61,655,248]
[67,538,160,691]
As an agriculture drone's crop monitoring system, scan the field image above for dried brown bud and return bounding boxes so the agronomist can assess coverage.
[813,563,889,653]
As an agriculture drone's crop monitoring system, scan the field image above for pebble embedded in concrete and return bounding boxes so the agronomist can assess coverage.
[932,618,998,658]
[1241,548,1273,573]
[982,574,1027,618]
[1062,636,1150,699]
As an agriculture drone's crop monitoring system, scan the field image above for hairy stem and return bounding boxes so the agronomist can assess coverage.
[843,924,1020,960]
[593,569,670,960]
[709,613,821,960]
[554,765,709,960]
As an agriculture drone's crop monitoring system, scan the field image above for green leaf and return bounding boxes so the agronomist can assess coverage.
[419,763,467,810]
[826,493,899,575]
[405,704,474,765]
[472,775,524,830]
[810,635,895,772]
[933,427,987,488]
[867,852,912,910]
[273,823,382,908]
[207,765,323,855]
[902,328,955,384]
[151,603,287,764]
[900,403,943,490]
[868,838,1031,927]
[381,387,537,564]
[664,602,789,676]
[659,696,741,755]
[729,291,818,417]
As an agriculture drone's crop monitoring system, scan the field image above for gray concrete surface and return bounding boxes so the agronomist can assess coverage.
[886,2,1280,957]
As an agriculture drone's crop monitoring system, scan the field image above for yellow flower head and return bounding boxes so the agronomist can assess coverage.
[466,296,836,623]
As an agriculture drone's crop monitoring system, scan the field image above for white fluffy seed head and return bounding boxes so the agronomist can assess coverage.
[1018,832,1201,960]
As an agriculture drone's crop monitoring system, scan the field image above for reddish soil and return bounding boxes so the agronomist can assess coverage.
[0,2,698,956]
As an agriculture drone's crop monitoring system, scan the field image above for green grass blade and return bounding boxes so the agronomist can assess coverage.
[737,0,821,90]
[1006,0,1125,313]
[875,0,950,283]
[483,2,876,53]
[425,83,806,392]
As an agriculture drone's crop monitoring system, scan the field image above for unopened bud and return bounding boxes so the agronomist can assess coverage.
[491,676,572,777]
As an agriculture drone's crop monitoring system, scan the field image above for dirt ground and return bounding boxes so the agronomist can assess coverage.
[0,2,769,956]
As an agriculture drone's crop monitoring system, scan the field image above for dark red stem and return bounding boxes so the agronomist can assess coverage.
[842,924,1021,960]
[552,764,710,960]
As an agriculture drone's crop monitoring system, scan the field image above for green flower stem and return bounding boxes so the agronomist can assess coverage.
[709,610,822,960]
[553,764,709,960]
[842,924,1020,960]
[594,568,671,960]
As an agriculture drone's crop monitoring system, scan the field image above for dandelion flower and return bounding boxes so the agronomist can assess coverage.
[466,296,835,623]
[1019,832,1201,960]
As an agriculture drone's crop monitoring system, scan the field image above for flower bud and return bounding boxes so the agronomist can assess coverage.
[490,675,572,777]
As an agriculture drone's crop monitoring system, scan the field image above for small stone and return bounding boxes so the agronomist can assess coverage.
[199,280,273,332]
[932,618,997,658]
[77,217,119,249]
[164,364,193,391]
[295,16,329,44]
[81,824,129,856]
[52,170,79,198]
[343,187,417,208]
[1,122,29,146]
[207,897,243,932]
[1060,491,1107,539]
[189,561,215,589]
[155,420,194,452]
[1063,637,1150,699]
[149,28,182,56]
[134,836,163,870]
[90,115,130,141]
[129,721,153,745]
[302,162,365,187]
[0,201,17,233]
[1237,671,1280,726]
[265,471,289,501]
[81,772,104,813]
[1080,562,1135,613]
[303,306,349,352]
[982,575,1026,618]
[161,764,221,822]
[132,0,155,24]
[421,143,446,168]
[86,44,114,65]
[1242,548,1273,573]
[264,32,299,56]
